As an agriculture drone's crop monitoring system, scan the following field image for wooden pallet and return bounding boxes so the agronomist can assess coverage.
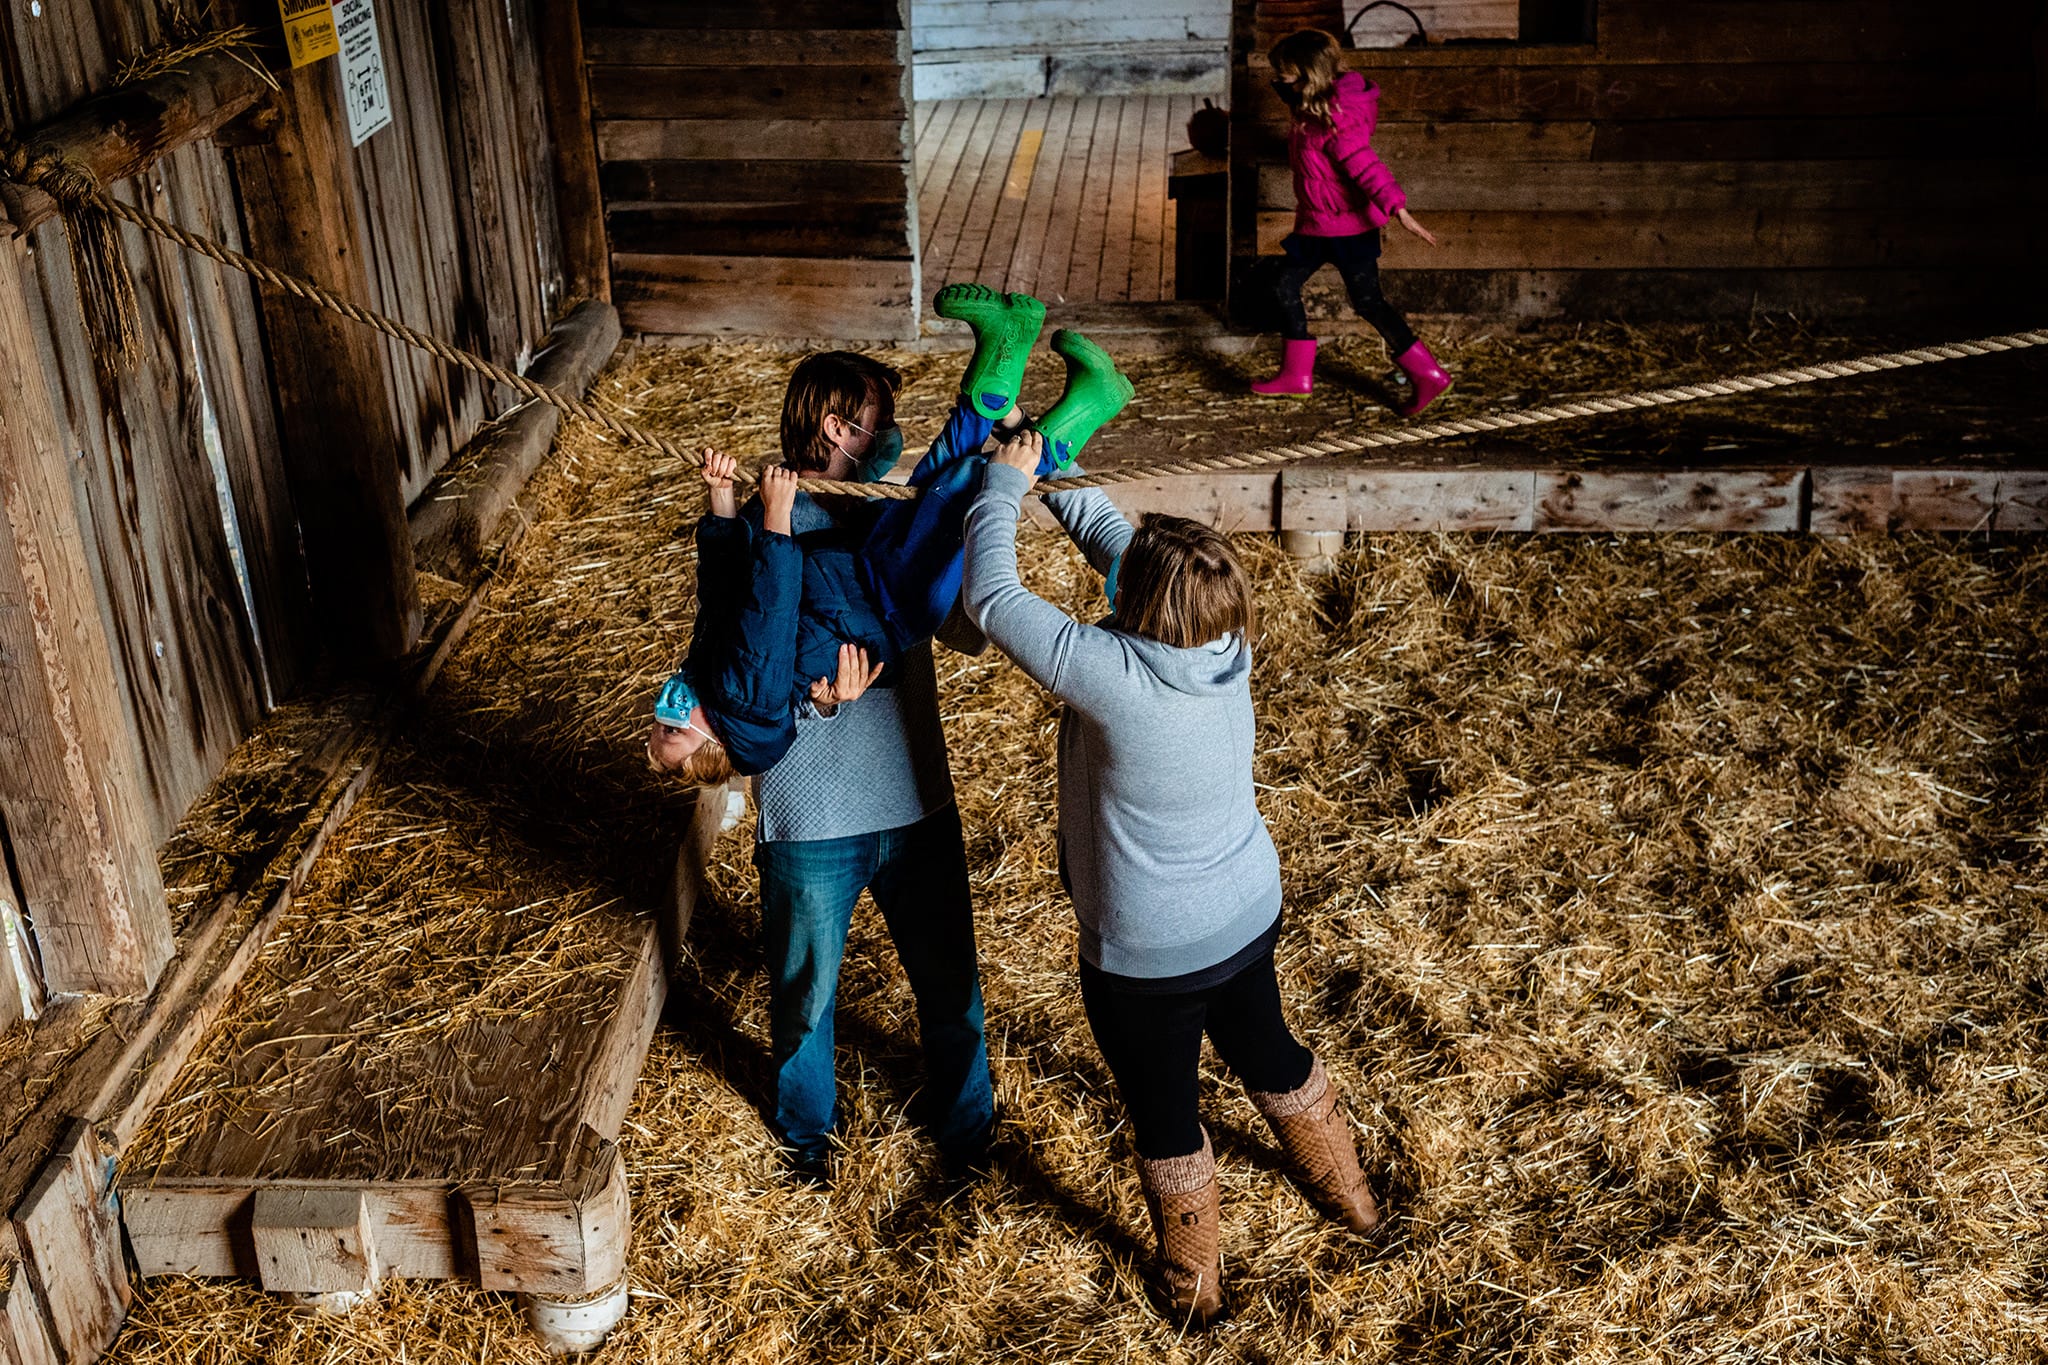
[120,918,663,1300]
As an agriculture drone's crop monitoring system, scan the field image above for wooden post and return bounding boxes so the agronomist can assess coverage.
[224,42,422,664]
[535,0,610,303]
[9,1121,129,1362]
[0,236,171,996]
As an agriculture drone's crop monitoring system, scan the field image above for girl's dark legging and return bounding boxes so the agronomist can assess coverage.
[1267,230,1418,353]
[1079,929,1314,1161]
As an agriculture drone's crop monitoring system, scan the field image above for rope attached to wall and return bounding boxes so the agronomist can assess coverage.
[11,172,2048,502]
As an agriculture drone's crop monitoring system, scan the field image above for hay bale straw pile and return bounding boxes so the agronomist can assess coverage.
[109,327,2048,1362]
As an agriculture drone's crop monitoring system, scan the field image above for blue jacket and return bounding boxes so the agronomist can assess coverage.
[688,399,999,775]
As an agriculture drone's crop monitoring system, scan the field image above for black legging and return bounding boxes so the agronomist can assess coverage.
[1079,930,1315,1160]
[1267,230,1418,353]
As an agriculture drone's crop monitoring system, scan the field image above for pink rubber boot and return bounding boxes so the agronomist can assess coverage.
[1251,338,1317,396]
[1393,341,1452,416]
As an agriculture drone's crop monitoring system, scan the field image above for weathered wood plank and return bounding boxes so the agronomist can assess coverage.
[229,58,422,664]
[947,99,1028,283]
[583,0,902,28]
[124,1180,459,1281]
[1256,159,2034,215]
[1534,470,1805,533]
[0,1256,60,1365]
[598,118,909,162]
[0,236,171,995]
[11,1121,127,1362]
[974,99,1049,287]
[603,158,910,206]
[1347,470,1536,533]
[1589,115,2045,164]
[1597,0,2042,66]
[1032,96,1100,301]
[1096,96,1145,303]
[1064,97,1122,301]
[1996,472,2048,533]
[1243,60,2033,125]
[539,0,610,303]
[1258,209,2026,270]
[1893,470,1997,531]
[608,201,911,260]
[466,1145,630,1295]
[250,1187,378,1295]
[0,50,273,237]
[586,26,904,65]
[1809,465,1896,535]
[411,299,623,575]
[590,65,908,120]
[1004,96,1077,295]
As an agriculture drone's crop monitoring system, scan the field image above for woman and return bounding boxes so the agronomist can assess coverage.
[963,430,1380,1326]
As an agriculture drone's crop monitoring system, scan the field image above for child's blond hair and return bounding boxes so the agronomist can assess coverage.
[648,736,737,785]
[1268,27,1344,127]
[1115,515,1259,649]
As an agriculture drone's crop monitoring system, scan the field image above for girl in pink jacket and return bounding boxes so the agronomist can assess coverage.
[1251,27,1450,413]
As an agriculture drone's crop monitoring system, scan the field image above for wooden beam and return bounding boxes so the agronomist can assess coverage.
[0,50,275,238]
[410,299,622,576]
[10,1121,128,1363]
[250,1187,378,1295]
[536,0,610,302]
[0,1251,60,1365]
[225,57,422,664]
[0,236,171,996]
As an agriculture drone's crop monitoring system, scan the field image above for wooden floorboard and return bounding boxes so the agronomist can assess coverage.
[1004,97,1076,295]
[920,96,1180,305]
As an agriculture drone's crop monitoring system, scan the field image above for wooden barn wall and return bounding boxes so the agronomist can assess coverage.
[1229,0,2048,322]
[0,0,293,843]
[0,0,565,844]
[584,0,922,340]
[351,0,565,505]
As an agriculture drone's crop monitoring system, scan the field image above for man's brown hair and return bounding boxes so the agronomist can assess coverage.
[1114,514,1259,649]
[780,351,903,473]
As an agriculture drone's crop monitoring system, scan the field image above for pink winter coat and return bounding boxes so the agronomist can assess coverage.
[1289,71,1407,237]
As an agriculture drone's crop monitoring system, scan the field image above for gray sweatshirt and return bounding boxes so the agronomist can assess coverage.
[965,464,1283,978]
[752,490,954,843]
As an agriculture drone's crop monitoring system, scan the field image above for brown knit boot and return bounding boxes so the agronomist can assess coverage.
[1248,1058,1380,1232]
[1135,1129,1226,1327]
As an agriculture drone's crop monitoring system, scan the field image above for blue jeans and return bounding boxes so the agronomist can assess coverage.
[754,803,994,1167]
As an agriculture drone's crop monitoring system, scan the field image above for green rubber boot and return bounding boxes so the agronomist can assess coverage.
[1035,329,1133,472]
[935,283,1046,421]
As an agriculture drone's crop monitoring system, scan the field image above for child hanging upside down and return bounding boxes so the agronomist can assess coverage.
[647,284,1136,783]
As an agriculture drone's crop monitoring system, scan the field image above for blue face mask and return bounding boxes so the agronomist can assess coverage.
[853,424,904,483]
[1104,553,1123,612]
[653,670,699,729]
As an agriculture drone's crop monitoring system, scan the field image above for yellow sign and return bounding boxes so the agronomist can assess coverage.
[278,0,339,67]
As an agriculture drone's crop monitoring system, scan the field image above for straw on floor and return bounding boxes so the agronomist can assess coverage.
[104,323,2048,1363]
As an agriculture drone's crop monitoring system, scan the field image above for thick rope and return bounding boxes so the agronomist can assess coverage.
[76,192,2048,500]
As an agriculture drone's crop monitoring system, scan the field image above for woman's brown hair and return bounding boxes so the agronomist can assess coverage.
[1268,27,1343,127]
[780,351,903,473]
[1114,514,1259,649]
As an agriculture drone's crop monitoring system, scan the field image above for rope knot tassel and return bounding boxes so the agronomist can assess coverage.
[0,138,144,380]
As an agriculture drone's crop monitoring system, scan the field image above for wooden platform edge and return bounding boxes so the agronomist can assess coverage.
[0,510,535,1355]
[409,298,624,577]
[1044,464,2048,536]
[124,1144,634,1296]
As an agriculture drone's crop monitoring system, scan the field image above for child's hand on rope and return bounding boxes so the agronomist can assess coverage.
[1395,207,1439,247]
[993,428,1043,491]
[702,448,739,518]
[760,464,800,536]
[808,643,880,715]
